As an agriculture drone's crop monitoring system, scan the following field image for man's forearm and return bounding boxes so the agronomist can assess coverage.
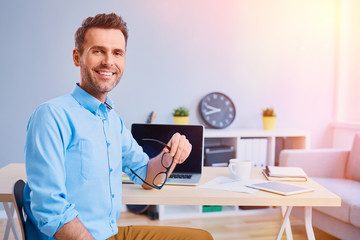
[54,217,94,240]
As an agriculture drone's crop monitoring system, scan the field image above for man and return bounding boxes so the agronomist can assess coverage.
[24,13,213,240]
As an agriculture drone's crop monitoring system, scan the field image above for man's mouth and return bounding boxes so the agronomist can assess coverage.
[96,70,115,76]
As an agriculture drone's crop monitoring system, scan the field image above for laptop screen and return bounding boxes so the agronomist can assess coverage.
[131,124,204,174]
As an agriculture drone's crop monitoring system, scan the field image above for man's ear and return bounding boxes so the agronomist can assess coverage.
[73,49,81,67]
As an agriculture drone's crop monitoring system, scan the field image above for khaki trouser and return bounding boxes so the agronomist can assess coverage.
[107,226,214,240]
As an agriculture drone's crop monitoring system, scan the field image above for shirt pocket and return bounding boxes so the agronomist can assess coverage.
[79,139,107,180]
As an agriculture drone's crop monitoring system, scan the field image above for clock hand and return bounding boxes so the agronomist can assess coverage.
[204,103,221,112]
[204,108,221,115]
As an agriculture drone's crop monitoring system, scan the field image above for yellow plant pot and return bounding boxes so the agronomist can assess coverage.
[263,116,276,130]
[173,116,189,125]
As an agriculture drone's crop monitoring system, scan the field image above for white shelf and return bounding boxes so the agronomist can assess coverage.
[204,129,310,138]
[158,205,279,220]
[159,205,200,220]
[204,128,310,166]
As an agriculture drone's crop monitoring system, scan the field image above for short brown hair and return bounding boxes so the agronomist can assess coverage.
[75,13,128,54]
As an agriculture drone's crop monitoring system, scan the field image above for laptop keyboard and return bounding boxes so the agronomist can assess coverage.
[169,174,192,179]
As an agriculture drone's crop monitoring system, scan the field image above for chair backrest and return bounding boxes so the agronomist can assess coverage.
[346,132,360,181]
[12,179,26,240]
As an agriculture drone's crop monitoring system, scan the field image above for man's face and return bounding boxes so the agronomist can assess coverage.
[73,27,126,101]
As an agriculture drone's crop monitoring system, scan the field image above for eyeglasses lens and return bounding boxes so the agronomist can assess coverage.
[161,152,172,168]
[153,172,167,187]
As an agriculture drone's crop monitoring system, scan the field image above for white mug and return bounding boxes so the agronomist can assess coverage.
[228,159,252,180]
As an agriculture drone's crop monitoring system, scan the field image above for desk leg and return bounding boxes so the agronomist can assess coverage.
[3,202,20,240]
[276,206,293,240]
[281,206,293,240]
[304,207,315,240]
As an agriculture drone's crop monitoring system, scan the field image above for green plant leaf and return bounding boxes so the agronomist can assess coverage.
[262,107,276,117]
[173,106,189,116]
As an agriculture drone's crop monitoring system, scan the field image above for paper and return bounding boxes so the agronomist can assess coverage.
[197,176,262,193]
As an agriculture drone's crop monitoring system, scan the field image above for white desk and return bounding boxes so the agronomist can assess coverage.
[122,167,340,240]
[1,164,341,240]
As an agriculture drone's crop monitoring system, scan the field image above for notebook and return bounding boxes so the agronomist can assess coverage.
[262,166,308,182]
[131,123,204,185]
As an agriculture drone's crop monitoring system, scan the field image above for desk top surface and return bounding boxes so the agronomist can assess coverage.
[0,164,340,207]
[123,167,340,207]
[0,163,27,202]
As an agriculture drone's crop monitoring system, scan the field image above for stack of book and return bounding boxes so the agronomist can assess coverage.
[262,166,308,182]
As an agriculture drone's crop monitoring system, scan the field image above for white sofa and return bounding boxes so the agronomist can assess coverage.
[279,132,360,240]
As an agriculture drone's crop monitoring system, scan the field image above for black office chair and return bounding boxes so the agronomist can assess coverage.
[12,179,26,240]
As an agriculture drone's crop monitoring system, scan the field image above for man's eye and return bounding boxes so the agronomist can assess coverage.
[93,50,102,54]
[115,52,123,57]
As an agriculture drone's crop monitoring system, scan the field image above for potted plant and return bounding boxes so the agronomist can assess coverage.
[262,107,276,130]
[173,106,189,125]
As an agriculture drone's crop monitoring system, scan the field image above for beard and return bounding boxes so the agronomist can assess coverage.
[80,63,122,94]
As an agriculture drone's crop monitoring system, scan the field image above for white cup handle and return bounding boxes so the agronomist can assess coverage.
[229,163,236,176]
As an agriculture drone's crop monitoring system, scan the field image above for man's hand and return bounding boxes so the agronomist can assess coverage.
[166,132,192,164]
[142,133,192,189]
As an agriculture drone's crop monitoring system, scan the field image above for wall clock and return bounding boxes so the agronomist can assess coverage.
[199,92,236,129]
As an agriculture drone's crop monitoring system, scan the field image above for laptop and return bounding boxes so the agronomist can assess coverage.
[131,123,204,185]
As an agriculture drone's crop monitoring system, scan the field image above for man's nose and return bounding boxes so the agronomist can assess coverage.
[101,53,114,66]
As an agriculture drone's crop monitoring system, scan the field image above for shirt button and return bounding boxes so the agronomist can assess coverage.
[110,168,113,172]
[112,194,115,198]
[111,219,115,224]
[107,142,111,147]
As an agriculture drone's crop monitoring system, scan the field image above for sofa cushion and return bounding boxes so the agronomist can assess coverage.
[346,132,360,181]
[313,177,360,225]
[350,203,360,228]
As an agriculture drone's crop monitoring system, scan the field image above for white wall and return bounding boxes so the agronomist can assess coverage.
[336,0,360,122]
[331,0,360,148]
[0,0,337,168]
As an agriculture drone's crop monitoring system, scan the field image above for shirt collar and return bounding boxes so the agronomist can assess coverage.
[71,84,114,115]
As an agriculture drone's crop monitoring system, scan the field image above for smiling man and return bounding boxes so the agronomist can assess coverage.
[74,27,125,102]
[23,13,213,240]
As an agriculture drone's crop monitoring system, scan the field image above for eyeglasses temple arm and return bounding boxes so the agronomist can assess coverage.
[141,138,171,151]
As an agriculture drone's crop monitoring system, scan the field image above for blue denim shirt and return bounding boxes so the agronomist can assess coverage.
[24,84,149,239]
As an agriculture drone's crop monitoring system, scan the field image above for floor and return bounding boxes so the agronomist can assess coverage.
[0,207,340,240]
[117,209,339,240]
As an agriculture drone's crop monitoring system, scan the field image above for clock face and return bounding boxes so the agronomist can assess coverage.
[199,92,236,129]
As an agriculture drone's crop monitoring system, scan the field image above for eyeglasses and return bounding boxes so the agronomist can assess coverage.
[130,138,174,190]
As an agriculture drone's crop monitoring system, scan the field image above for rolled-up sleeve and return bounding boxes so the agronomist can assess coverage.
[119,117,149,185]
[25,104,78,237]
